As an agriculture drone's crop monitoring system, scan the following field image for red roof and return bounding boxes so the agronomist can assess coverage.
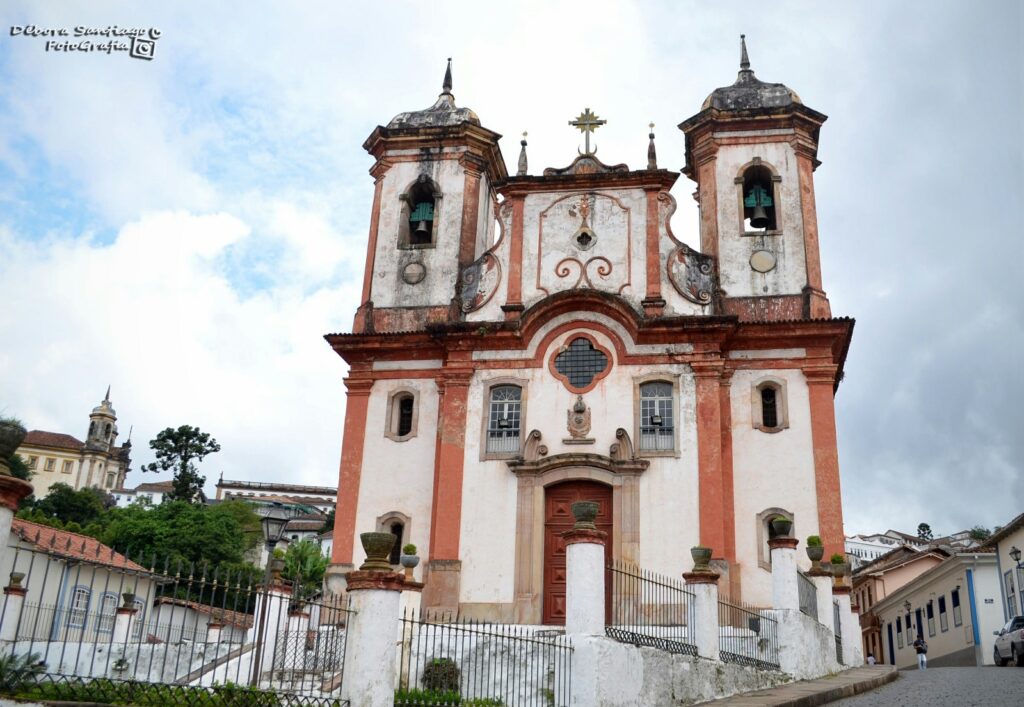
[11,519,145,571]
[153,596,253,628]
[21,431,84,451]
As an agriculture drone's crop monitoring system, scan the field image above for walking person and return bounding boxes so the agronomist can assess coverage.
[913,635,928,670]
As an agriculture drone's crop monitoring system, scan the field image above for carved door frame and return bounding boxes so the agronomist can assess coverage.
[507,429,648,624]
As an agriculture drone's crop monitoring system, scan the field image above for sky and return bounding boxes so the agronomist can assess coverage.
[0,1,1020,538]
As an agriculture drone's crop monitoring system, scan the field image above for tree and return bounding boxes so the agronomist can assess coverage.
[282,539,328,596]
[98,500,260,567]
[320,506,335,533]
[143,425,220,502]
[917,523,933,542]
[31,483,111,526]
[968,525,991,542]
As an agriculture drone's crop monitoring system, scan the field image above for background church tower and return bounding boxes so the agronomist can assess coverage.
[353,60,508,334]
[679,36,831,320]
[85,386,117,453]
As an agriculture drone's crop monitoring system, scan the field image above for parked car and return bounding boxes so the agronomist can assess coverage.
[993,615,1024,666]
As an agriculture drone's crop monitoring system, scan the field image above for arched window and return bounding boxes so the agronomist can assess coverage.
[385,389,419,442]
[638,381,674,452]
[741,164,777,232]
[752,378,789,433]
[104,423,112,440]
[400,175,440,248]
[68,587,91,628]
[756,507,795,570]
[486,385,522,454]
[97,593,119,633]
[388,521,404,565]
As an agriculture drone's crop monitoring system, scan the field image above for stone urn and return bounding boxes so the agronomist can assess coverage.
[830,560,850,585]
[806,545,825,564]
[690,546,713,572]
[9,572,25,589]
[769,516,793,538]
[570,501,599,530]
[359,531,397,572]
[122,591,136,607]
[0,418,27,474]
[400,553,420,570]
[269,557,286,580]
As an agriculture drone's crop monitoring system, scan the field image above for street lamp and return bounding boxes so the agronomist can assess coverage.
[1011,546,1023,569]
[251,502,295,686]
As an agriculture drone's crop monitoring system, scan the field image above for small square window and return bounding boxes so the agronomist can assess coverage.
[45,458,56,472]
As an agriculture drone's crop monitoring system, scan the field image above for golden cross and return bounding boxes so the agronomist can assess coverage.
[569,108,606,155]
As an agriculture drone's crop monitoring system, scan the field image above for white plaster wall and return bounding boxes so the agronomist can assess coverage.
[730,368,819,607]
[657,191,719,317]
[458,326,701,605]
[353,380,438,563]
[370,154,467,308]
[518,189,648,310]
[713,140,808,298]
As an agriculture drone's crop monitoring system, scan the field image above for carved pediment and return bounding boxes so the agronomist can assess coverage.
[508,430,648,477]
[543,154,629,177]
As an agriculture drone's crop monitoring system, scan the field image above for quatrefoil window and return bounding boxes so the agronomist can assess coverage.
[553,337,610,390]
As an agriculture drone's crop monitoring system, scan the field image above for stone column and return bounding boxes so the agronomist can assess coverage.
[283,606,311,670]
[112,604,138,644]
[0,577,27,642]
[768,537,800,612]
[0,475,33,571]
[682,556,721,661]
[340,532,417,707]
[250,583,291,681]
[562,501,607,636]
[206,621,224,645]
[833,586,863,666]
[807,566,834,629]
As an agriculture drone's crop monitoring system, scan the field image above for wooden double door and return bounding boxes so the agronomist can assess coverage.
[542,480,613,625]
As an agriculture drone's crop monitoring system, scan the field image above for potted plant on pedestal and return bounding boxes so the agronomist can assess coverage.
[690,546,713,572]
[768,514,793,538]
[806,536,824,566]
[400,543,420,578]
[830,552,850,584]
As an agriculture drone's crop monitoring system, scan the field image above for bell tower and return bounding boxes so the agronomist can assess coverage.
[679,36,831,320]
[354,60,508,334]
[85,386,117,453]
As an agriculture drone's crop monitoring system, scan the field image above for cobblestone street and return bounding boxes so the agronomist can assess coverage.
[832,666,1024,706]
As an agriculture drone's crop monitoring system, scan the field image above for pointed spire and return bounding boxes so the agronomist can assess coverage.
[104,385,111,403]
[740,34,750,70]
[442,57,453,95]
[517,131,528,176]
[647,123,657,170]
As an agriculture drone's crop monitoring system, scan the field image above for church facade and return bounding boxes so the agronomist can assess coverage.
[327,42,854,622]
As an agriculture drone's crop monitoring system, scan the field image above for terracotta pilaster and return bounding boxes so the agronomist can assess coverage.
[692,360,725,557]
[504,195,525,319]
[457,157,484,269]
[804,364,845,559]
[795,150,830,318]
[641,188,665,315]
[331,377,375,565]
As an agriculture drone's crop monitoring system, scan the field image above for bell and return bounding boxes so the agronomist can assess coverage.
[749,204,770,229]
[414,220,430,236]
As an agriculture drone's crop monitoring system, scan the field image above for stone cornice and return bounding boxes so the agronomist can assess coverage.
[682,570,720,585]
[344,570,408,592]
[562,528,608,546]
[767,537,799,551]
[507,452,649,477]
[0,475,33,512]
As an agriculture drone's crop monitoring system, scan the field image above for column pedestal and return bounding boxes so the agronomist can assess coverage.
[807,567,834,629]
[0,584,27,642]
[768,537,800,612]
[340,570,408,707]
[682,569,720,660]
[833,586,863,666]
[563,528,607,636]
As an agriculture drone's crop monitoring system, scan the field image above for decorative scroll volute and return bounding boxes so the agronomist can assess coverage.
[667,243,716,305]
[609,428,635,462]
[461,251,502,312]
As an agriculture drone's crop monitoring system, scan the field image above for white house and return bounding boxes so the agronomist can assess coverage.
[873,552,1000,668]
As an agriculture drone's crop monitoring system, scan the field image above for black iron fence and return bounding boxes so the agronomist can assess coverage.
[0,540,353,706]
[718,597,780,670]
[797,572,818,620]
[606,560,697,656]
[396,610,572,707]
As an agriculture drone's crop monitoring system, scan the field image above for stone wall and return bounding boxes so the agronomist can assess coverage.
[572,635,790,706]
